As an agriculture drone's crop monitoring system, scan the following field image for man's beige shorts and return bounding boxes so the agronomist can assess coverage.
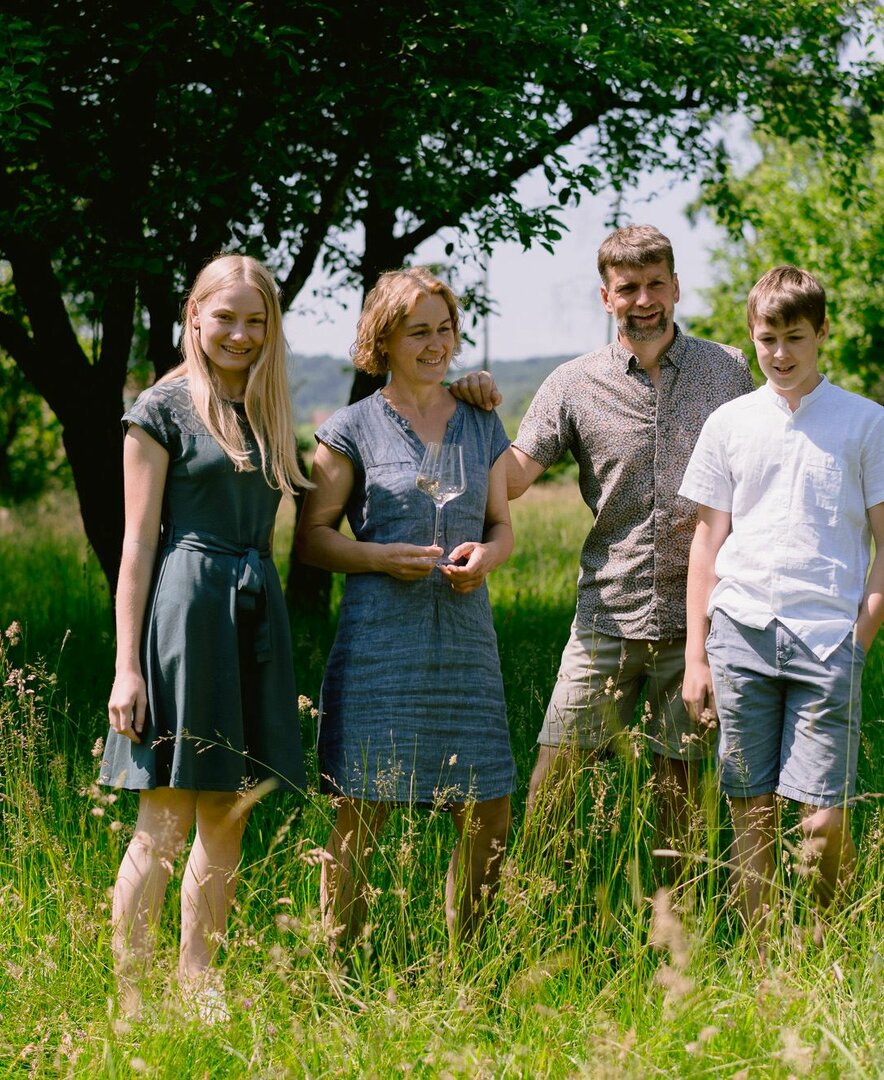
[537,622,713,762]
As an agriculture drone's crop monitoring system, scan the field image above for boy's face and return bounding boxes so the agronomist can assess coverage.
[749,315,828,410]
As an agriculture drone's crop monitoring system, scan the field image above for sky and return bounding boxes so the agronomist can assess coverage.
[282,168,726,367]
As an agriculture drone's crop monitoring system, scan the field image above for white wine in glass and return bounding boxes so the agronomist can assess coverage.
[415,442,466,550]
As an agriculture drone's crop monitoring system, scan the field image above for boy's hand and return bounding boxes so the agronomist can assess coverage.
[682,658,718,729]
[447,371,502,410]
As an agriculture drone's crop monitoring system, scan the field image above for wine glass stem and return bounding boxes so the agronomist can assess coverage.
[432,505,442,548]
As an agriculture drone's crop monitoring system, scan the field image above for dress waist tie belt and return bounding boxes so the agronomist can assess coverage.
[168,528,273,663]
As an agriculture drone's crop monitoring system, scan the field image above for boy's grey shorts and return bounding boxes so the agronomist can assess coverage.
[537,622,713,762]
[706,609,865,807]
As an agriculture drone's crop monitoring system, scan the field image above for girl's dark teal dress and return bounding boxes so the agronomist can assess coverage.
[100,377,305,793]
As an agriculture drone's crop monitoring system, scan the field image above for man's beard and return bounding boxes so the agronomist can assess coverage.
[619,311,670,343]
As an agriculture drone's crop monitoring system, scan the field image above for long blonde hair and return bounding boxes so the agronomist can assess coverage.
[163,253,310,493]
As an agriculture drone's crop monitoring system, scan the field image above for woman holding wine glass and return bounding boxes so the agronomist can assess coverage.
[296,267,515,953]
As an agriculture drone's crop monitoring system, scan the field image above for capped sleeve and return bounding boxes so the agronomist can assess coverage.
[489,410,510,466]
[122,382,185,454]
[316,408,365,472]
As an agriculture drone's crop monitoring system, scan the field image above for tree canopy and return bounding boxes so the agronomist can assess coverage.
[689,114,884,400]
[0,0,879,586]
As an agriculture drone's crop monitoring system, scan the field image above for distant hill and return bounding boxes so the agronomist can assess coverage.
[289,352,572,427]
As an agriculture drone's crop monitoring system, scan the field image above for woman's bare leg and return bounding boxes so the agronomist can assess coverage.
[447,795,512,944]
[321,798,389,952]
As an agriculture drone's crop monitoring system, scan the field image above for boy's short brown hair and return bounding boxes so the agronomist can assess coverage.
[747,266,827,333]
[597,225,675,285]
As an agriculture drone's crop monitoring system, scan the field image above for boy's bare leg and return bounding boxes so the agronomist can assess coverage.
[799,804,855,908]
[727,794,778,927]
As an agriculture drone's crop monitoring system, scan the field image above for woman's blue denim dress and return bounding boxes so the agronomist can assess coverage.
[315,391,516,804]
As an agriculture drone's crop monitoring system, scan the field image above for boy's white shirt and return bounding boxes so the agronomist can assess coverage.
[679,376,884,661]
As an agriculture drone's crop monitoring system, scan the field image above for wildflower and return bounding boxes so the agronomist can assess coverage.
[649,888,691,969]
[654,962,694,999]
[91,737,104,759]
[775,1028,815,1074]
[299,847,333,866]
[4,621,22,646]
[685,1025,719,1054]
[448,753,458,766]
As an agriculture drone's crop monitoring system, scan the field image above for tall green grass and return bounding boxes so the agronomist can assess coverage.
[1,487,883,1077]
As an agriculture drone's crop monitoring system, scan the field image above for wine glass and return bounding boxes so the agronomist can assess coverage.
[415,442,466,552]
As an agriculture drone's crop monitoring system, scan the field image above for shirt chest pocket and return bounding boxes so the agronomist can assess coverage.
[795,461,843,527]
[363,458,422,536]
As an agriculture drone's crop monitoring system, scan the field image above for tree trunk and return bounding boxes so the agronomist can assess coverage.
[284,187,402,620]
[62,401,126,591]
[0,241,132,595]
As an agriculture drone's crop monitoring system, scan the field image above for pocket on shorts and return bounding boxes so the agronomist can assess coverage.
[845,634,867,664]
[705,608,723,650]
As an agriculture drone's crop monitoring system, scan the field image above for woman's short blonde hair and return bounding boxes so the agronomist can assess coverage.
[351,267,462,376]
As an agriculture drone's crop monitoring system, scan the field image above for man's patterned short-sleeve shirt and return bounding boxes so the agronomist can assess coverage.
[514,326,754,639]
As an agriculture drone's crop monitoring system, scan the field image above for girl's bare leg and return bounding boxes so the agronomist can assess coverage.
[447,795,512,944]
[178,791,249,985]
[112,788,197,1016]
[321,798,389,952]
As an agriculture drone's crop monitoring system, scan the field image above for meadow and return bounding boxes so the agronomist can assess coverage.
[1,486,883,1078]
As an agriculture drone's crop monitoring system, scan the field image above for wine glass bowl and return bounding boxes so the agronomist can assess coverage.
[416,442,466,552]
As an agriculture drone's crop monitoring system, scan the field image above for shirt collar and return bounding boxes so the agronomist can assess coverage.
[760,374,830,413]
[614,323,686,373]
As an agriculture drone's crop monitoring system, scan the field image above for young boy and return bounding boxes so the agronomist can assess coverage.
[679,266,884,924]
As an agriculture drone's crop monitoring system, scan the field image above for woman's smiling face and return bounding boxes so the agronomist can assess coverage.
[384,292,455,388]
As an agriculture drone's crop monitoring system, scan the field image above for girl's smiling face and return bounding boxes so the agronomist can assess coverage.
[193,283,267,395]
[384,293,455,388]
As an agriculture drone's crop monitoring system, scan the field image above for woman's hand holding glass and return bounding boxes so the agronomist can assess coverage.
[381,541,444,581]
[438,541,497,593]
[416,442,466,561]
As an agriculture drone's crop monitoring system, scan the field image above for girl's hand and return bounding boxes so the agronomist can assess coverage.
[438,541,495,593]
[381,543,443,581]
[108,671,147,744]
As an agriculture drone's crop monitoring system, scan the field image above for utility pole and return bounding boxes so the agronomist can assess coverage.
[482,257,491,372]
[605,192,624,343]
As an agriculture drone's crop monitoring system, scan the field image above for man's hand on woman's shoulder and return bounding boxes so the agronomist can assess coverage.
[447,370,502,411]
